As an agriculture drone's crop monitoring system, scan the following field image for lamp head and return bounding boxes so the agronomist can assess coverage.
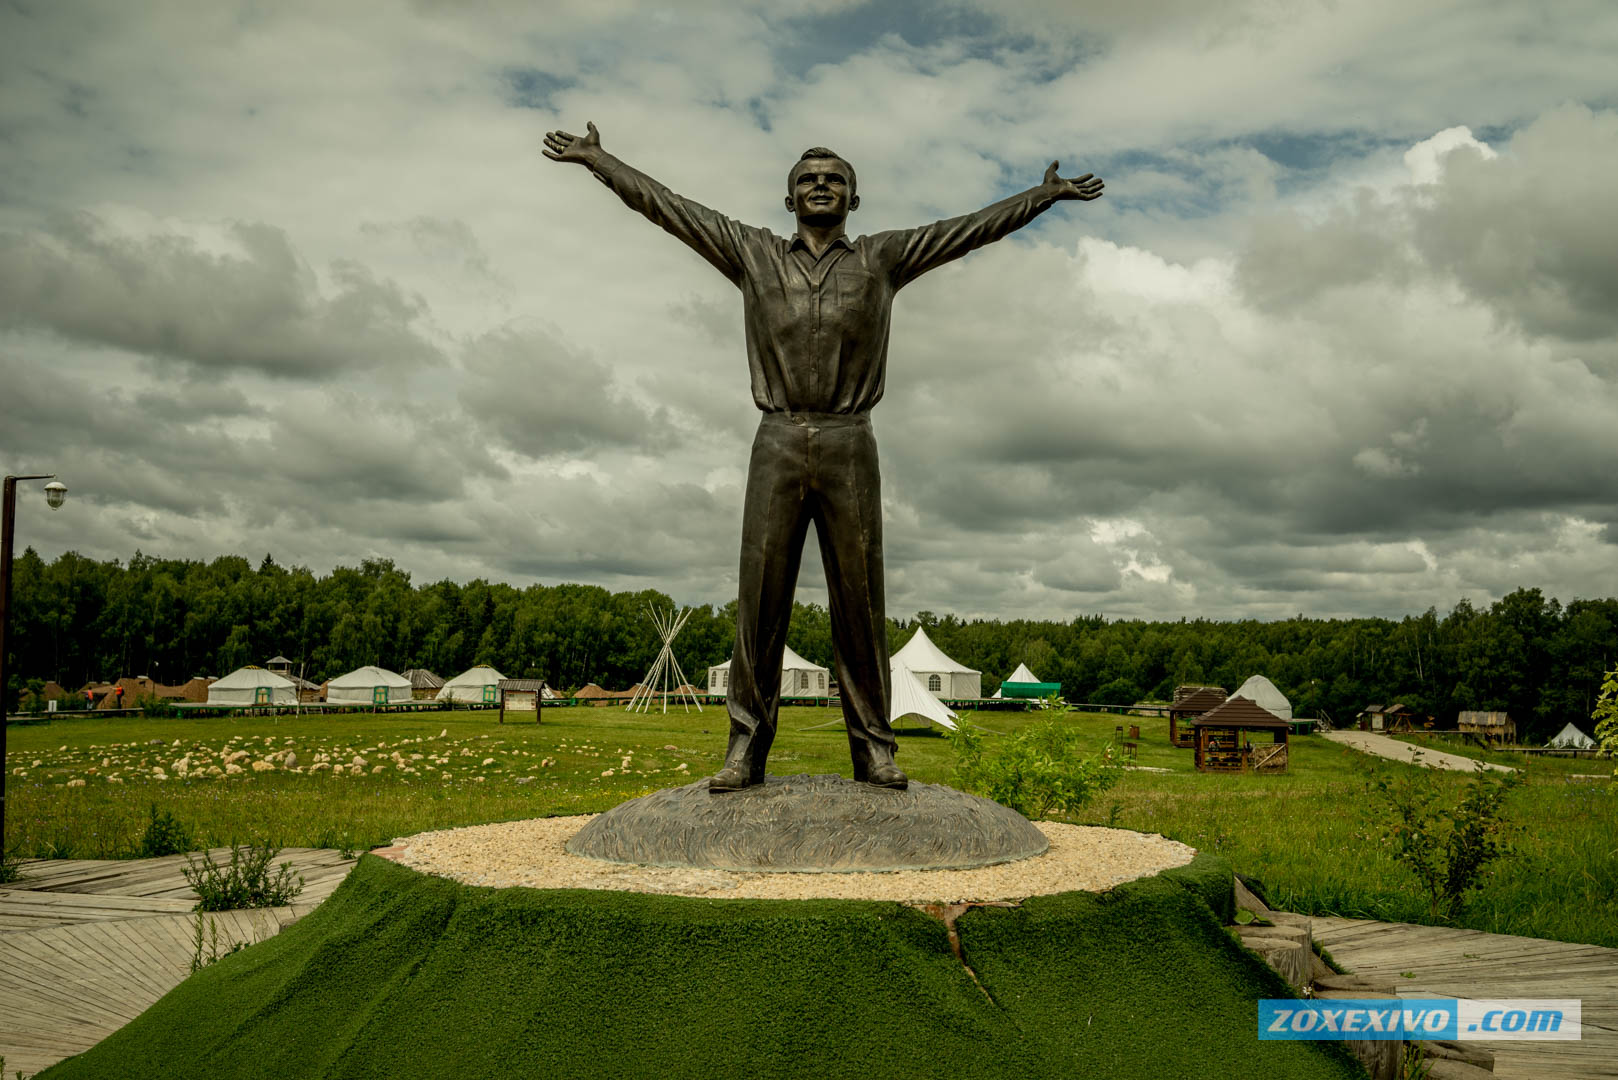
[44,481,67,509]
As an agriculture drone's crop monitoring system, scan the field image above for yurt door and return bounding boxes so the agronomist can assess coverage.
[372,686,388,706]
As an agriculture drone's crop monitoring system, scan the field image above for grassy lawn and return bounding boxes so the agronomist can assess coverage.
[7,704,1616,948]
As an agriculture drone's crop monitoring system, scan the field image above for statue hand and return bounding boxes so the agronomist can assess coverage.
[1043,160,1104,202]
[544,121,604,166]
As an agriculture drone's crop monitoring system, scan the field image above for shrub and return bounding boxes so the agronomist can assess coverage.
[1594,666,1618,780]
[183,841,305,911]
[137,693,173,718]
[947,716,1121,820]
[139,803,196,857]
[1370,760,1524,922]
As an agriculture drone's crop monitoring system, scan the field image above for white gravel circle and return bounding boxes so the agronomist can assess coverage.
[381,816,1197,903]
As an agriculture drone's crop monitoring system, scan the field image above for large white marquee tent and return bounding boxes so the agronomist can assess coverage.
[327,665,413,706]
[890,661,959,730]
[207,666,296,706]
[1233,674,1292,720]
[437,665,510,704]
[708,645,830,698]
[891,626,981,700]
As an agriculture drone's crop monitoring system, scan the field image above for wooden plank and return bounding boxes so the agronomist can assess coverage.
[0,905,321,1076]
[1315,918,1618,1079]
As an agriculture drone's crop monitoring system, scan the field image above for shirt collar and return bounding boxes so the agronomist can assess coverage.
[789,232,854,256]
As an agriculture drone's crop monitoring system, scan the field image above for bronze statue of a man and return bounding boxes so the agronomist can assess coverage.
[545,122,1102,792]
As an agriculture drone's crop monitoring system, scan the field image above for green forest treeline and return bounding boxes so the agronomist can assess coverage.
[7,549,1616,742]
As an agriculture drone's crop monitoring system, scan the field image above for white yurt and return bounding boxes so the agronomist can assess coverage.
[707,645,831,698]
[437,665,508,705]
[207,666,296,706]
[327,665,413,706]
[1548,723,1597,750]
[992,662,1040,698]
[891,661,959,730]
[891,626,981,700]
[1232,674,1293,720]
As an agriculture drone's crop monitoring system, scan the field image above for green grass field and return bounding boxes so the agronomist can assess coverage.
[8,705,1616,947]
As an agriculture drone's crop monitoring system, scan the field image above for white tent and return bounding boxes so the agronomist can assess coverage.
[891,626,981,700]
[207,666,296,706]
[1233,674,1292,721]
[707,645,830,698]
[992,662,1041,698]
[890,661,959,730]
[327,665,413,706]
[437,665,510,705]
[1548,723,1597,749]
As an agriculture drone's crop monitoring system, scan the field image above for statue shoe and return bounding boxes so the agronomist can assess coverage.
[708,763,752,792]
[865,762,908,790]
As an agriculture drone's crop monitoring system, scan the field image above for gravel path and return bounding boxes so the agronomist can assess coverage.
[379,816,1196,903]
[1321,730,1516,772]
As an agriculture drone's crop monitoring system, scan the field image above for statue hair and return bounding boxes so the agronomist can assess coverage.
[790,147,856,192]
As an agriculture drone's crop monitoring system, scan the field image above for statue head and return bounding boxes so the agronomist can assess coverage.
[786,147,859,223]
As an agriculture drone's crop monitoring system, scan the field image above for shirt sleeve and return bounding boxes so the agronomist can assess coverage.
[589,153,750,285]
[872,186,1058,290]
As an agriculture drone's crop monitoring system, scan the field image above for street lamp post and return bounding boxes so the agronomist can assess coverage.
[2,474,68,851]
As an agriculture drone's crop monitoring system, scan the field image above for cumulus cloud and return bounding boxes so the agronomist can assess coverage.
[3,0,1617,621]
[458,326,679,457]
[0,214,441,378]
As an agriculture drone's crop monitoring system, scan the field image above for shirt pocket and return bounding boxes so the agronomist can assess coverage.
[831,269,879,315]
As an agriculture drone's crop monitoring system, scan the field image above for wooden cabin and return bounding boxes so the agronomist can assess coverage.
[1169,685,1227,748]
[1191,696,1290,773]
[1458,710,1515,746]
[401,669,445,700]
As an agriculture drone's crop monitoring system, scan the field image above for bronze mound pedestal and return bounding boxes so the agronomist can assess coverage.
[565,773,1049,872]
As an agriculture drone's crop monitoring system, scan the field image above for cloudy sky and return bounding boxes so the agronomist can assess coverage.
[3,0,1616,621]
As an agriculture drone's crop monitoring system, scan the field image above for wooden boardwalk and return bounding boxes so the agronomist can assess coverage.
[1315,916,1618,1079]
[0,848,355,1076]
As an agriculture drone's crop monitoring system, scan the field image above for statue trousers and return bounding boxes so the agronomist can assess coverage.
[725,410,898,782]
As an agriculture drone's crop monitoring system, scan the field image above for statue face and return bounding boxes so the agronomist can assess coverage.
[787,157,858,222]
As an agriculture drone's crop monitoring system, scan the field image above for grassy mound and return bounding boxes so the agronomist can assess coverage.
[41,854,1363,1080]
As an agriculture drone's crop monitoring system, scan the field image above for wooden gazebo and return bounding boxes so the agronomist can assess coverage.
[1169,685,1227,748]
[1191,696,1289,773]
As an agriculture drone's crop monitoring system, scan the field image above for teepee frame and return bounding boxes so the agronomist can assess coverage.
[626,604,704,714]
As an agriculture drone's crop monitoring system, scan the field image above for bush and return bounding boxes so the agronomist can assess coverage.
[947,716,1122,820]
[1594,666,1618,780]
[183,841,305,911]
[139,803,196,857]
[137,693,174,718]
[1370,760,1524,922]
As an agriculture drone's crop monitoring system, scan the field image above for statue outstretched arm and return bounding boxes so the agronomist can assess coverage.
[881,160,1104,289]
[544,122,748,284]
